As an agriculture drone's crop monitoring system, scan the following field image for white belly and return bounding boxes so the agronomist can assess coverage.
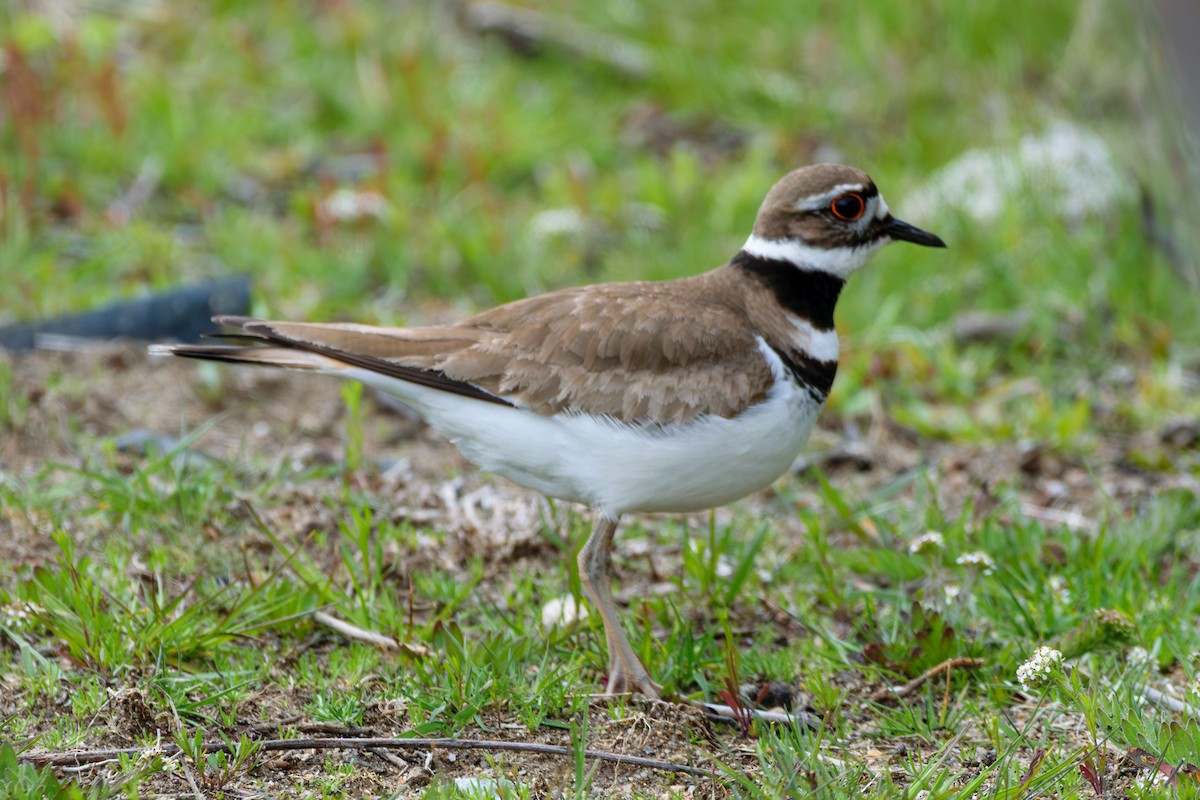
[341,366,823,517]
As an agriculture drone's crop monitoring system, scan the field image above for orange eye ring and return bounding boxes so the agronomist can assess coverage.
[830,193,866,221]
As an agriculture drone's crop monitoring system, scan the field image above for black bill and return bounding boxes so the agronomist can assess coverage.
[884,217,947,248]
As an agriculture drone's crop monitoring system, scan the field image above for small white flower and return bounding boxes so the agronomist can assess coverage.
[1048,575,1071,604]
[1132,769,1171,791]
[955,551,995,575]
[1017,646,1063,691]
[942,583,962,604]
[1,601,43,631]
[1126,646,1151,669]
[909,531,945,555]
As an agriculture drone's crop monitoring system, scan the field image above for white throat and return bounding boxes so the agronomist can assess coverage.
[742,233,885,280]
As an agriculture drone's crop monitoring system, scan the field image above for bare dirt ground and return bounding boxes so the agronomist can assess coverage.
[3,345,1199,796]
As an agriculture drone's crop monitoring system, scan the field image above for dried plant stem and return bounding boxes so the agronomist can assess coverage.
[19,736,715,778]
[869,657,986,703]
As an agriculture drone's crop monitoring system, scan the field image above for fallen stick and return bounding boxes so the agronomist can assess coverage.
[868,657,985,703]
[692,701,820,729]
[19,736,716,778]
[312,611,431,657]
[313,611,398,649]
[1143,686,1199,716]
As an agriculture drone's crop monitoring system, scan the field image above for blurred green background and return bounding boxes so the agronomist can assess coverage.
[1,0,1196,355]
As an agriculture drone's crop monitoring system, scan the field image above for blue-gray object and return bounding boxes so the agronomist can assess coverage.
[0,276,251,351]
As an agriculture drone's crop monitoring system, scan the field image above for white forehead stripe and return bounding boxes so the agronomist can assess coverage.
[742,234,886,279]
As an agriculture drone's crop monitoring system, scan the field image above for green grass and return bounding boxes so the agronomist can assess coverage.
[3,0,1200,797]
[10,460,1200,795]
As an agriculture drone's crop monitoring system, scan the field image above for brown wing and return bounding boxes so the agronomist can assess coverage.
[188,273,775,426]
[435,280,774,424]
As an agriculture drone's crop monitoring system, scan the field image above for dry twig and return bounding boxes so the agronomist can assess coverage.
[868,657,985,703]
[1143,686,1200,716]
[312,611,431,657]
[312,611,397,648]
[693,700,820,729]
[19,737,715,778]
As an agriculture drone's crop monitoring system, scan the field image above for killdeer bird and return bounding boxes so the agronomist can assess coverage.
[153,164,945,699]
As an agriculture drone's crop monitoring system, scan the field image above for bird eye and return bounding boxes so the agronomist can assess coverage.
[830,193,866,221]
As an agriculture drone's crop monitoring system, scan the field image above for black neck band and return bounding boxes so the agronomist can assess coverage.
[732,250,844,331]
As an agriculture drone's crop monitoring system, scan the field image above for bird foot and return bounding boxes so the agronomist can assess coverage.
[604,653,663,700]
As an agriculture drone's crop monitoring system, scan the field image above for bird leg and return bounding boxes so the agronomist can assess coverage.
[577,515,662,699]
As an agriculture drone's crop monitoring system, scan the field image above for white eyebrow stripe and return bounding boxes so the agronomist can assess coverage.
[795,183,869,211]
